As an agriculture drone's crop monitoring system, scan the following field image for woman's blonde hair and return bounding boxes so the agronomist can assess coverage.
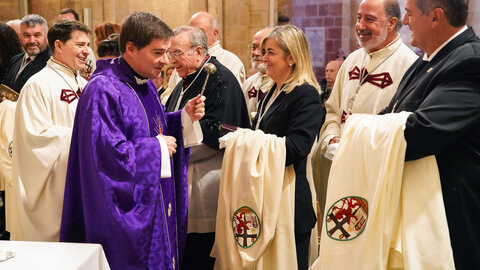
[261,25,320,94]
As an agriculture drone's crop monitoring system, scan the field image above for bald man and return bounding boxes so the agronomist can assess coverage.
[321,60,343,103]
[318,59,343,135]
[6,19,21,37]
[320,59,343,116]
[241,27,271,120]
[189,11,245,84]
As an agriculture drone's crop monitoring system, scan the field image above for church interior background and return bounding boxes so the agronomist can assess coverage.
[1,0,480,83]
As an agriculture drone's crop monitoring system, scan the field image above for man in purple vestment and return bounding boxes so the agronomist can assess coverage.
[60,12,205,270]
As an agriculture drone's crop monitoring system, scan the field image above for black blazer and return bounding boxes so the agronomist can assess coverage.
[1,47,51,93]
[382,27,480,269]
[253,83,323,233]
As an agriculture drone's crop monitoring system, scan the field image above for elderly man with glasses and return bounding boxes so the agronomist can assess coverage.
[165,26,250,269]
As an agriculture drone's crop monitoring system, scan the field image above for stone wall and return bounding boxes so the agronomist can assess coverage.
[3,0,480,81]
[291,0,353,80]
[0,0,272,70]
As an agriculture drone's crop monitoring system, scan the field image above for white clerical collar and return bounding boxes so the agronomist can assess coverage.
[423,25,468,62]
[134,76,149,85]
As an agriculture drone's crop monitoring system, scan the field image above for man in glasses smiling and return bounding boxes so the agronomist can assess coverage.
[166,26,250,269]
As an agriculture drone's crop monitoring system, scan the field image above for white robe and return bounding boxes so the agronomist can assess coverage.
[212,129,297,270]
[312,113,454,270]
[80,46,96,80]
[312,38,417,226]
[12,59,87,241]
[0,100,22,238]
[209,40,246,84]
[241,71,270,120]
[0,100,15,191]
[318,37,417,150]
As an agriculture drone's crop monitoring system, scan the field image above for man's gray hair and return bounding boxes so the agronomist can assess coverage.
[174,26,208,56]
[21,14,48,33]
[385,0,402,32]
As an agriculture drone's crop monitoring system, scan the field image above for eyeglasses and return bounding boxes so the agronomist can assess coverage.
[167,47,194,59]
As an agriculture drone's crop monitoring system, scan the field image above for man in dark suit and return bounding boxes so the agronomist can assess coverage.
[166,26,250,269]
[2,14,51,93]
[381,0,480,268]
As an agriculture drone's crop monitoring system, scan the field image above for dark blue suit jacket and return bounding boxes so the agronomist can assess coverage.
[1,47,51,93]
[382,27,480,269]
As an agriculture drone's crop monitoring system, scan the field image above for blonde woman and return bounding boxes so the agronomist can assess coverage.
[252,25,323,269]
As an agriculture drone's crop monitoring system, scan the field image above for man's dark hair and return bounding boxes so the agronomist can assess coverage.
[385,0,403,32]
[97,34,120,58]
[416,0,468,27]
[119,12,173,54]
[0,23,22,72]
[48,20,91,53]
[58,8,80,21]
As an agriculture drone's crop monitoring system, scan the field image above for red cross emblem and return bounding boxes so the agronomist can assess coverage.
[248,87,264,100]
[341,110,351,124]
[248,87,257,99]
[348,66,393,89]
[232,206,261,248]
[326,196,368,240]
[60,89,79,104]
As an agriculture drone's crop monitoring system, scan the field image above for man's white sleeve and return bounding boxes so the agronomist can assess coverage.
[156,135,172,179]
[181,108,203,148]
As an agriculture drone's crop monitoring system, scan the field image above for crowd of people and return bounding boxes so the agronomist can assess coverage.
[0,0,478,269]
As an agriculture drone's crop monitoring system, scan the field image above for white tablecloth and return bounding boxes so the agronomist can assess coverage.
[0,240,110,269]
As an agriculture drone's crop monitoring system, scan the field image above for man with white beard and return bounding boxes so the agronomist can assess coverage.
[313,0,417,223]
[241,27,271,121]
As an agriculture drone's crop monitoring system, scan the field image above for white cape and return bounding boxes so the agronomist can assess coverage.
[313,112,454,269]
[212,129,297,270]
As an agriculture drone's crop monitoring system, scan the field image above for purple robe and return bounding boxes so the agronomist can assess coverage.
[60,56,189,270]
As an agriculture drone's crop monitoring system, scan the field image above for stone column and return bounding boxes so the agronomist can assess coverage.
[102,0,116,22]
[208,0,223,43]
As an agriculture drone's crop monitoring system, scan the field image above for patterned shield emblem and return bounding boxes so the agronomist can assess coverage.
[232,206,261,248]
[326,196,368,241]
